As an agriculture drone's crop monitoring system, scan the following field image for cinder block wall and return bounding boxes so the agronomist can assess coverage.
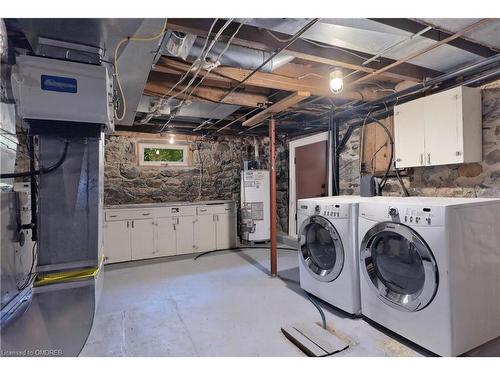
[104,134,289,233]
[339,84,500,198]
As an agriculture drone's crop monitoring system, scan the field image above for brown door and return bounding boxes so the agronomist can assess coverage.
[295,140,328,200]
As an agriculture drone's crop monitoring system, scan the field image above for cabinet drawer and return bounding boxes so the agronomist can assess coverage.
[105,209,153,221]
[198,203,235,215]
[154,205,197,218]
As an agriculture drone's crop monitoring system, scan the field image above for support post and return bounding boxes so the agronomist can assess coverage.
[269,117,277,276]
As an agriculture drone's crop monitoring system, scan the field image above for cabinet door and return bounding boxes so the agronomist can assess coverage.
[216,213,236,250]
[195,214,217,252]
[423,89,462,166]
[155,217,177,257]
[130,219,155,260]
[103,220,131,264]
[394,100,426,168]
[175,216,196,255]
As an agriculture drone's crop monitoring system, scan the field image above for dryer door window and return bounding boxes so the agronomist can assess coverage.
[360,222,438,312]
[299,215,344,282]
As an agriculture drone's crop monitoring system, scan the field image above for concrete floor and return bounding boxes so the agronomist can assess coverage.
[81,247,426,357]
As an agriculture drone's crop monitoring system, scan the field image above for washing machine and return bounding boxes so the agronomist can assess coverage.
[358,196,500,356]
[297,196,368,315]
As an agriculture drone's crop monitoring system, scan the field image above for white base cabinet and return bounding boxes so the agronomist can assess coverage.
[103,201,237,264]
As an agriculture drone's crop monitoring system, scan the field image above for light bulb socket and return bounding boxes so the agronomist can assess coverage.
[329,68,344,94]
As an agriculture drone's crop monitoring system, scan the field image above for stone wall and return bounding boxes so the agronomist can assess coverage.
[338,85,500,198]
[104,134,289,233]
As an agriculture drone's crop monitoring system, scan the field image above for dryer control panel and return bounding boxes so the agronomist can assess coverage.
[359,202,445,226]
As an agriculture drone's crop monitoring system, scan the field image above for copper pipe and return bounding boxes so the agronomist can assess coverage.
[269,117,277,276]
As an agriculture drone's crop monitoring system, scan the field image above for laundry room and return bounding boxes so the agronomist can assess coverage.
[2,2,500,373]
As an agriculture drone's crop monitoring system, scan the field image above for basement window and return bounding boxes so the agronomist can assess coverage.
[138,143,189,167]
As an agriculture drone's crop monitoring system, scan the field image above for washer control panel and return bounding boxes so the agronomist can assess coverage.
[321,204,349,219]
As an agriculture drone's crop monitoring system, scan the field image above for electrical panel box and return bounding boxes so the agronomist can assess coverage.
[394,86,482,168]
[11,55,114,132]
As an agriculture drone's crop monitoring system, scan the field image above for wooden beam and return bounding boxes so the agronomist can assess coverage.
[371,18,499,58]
[165,18,442,82]
[213,66,382,101]
[152,57,382,101]
[243,91,310,127]
[351,19,494,85]
[144,80,268,108]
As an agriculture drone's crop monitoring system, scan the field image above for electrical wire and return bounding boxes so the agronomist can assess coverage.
[264,29,377,64]
[17,242,37,291]
[0,140,69,179]
[194,18,320,132]
[114,19,169,121]
[393,160,410,197]
[193,245,297,261]
[158,19,244,133]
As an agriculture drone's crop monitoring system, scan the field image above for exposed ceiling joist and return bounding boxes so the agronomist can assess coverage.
[144,79,268,108]
[370,18,499,58]
[165,18,441,83]
[242,91,310,127]
[153,57,384,102]
[351,19,495,85]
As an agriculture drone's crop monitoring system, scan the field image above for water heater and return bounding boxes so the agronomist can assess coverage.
[241,169,270,242]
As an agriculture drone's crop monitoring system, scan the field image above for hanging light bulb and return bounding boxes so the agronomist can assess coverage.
[155,149,160,155]
[169,134,175,144]
[329,68,343,94]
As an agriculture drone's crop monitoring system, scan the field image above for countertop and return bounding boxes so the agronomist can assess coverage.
[105,200,235,210]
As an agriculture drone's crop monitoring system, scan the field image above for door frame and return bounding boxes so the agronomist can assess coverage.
[288,132,332,237]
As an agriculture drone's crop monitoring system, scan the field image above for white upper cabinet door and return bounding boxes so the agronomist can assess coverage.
[394,99,426,168]
[216,213,237,250]
[175,216,196,255]
[155,217,176,257]
[130,218,155,261]
[103,220,131,264]
[195,213,217,252]
[423,87,462,166]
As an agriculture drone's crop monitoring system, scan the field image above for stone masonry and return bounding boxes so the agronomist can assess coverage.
[104,134,289,233]
[339,86,500,198]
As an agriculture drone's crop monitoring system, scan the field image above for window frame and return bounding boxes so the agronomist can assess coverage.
[138,142,190,167]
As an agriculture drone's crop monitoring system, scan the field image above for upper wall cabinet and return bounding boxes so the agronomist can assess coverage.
[394,86,482,168]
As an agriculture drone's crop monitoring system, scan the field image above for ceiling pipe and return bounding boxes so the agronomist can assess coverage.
[332,52,500,120]
[194,18,321,132]
[351,18,494,85]
[183,37,295,72]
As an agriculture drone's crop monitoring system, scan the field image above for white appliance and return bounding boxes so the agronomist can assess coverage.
[358,196,500,356]
[297,196,368,315]
[241,169,270,242]
[11,54,114,132]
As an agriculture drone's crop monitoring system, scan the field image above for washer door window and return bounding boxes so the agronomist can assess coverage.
[360,222,438,312]
[299,215,344,282]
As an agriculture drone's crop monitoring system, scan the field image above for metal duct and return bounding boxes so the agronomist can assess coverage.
[167,36,295,72]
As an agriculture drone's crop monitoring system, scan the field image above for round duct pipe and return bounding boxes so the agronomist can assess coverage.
[167,36,295,72]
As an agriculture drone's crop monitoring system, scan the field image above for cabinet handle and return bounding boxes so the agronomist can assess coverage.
[427,153,431,165]
[110,215,117,218]
[132,220,134,229]
[173,224,176,231]
[420,154,424,165]
[127,221,129,228]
